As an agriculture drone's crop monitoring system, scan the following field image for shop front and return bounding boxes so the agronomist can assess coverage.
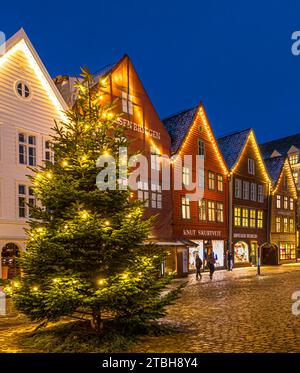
[232,233,261,267]
[180,228,227,272]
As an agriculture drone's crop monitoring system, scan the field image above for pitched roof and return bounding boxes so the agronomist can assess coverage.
[260,133,300,159]
[162,106,198,154]
[217,129,251,169]
[264,155,285,185]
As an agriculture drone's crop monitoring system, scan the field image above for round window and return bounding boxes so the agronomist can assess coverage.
[15,81,31,99]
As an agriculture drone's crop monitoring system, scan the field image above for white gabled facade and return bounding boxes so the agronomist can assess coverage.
[0,29,67,279]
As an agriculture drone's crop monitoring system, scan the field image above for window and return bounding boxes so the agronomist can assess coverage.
[290,218,295,233]
[290,198,294,210]
[250,183,257,201]
[150,147,160,171]
[208,172,215,190]
[44,140,54,163]
[181,196,190,219]
[276,217,281,233]
[276,195,281,209]
[19,133,36,166]
[248,158,255,175]
[198,168,205,189]
[208,201,216,222]
[284,196,288,209]
[15,81,31,99]
[121,91,133,115]
[283,217,288,233]
[250,209,256,228]
[243,181,249,200]
[18,184,35,218]
[242,208,249,227]
[257,210,263,228]
[198,199,206,221]
[280,243,296,260]
[234,207,241,227]
[182,167,190,186]
[258,185,264,203]
[137,181,149,207]
[217,174,224,192]
[293,171,298,185]
[198,139,205,158]
[216,202,224,223]
[289,153,298,165]
[235,178,242,198]
[151,183,162,209]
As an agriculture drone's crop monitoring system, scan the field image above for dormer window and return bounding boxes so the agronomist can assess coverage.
[289,153,298,165]
[15,81,31,99]
[248,158,255,175]
[122,91,133,115]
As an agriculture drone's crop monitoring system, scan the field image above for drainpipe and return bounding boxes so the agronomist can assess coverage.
[228,173,233,258]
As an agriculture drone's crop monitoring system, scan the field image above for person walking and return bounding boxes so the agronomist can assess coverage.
[206,247,216,280]
[227,249,233,271]
[195,254,203,280]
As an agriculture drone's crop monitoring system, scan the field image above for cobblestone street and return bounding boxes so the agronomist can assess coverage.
[132,264,300,353]
[1,265,300,353]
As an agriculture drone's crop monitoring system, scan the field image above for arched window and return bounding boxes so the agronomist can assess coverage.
[1,243,21,279]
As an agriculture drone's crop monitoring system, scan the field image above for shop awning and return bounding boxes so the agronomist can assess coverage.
[143,238,198,247]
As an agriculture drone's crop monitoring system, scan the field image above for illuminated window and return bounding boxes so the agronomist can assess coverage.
[290,218,294,233]
[216,202,224,223]
[290,198,294,210]
[235,178,242,198]
[248,158,255,175]
[242,208,249,227]
[258,185,264,203]
[250,209,256,228]
[250,183,257,201]
[198,139,205,158]
[289,153,298,165]
[217,174,224,192]
[208,201,216,222]
[280,243,296,260]
[15,81,31,99]
[182,167,190,186]
[208,172,215,190]
[293,171,298,185]
[137,181,149,207]
[257,210,263,228]
[121,91,133,115]
[276,195,281,209]
[181,196,190,219]
[283,217,288,232]
[283,196,288,209]
[44,140,54,163]
[198,199,206,221]
[243,181,249,200]
[234,207,241,227]
[276,217,281,232]
[18,185,35,218]
[19,133,36,166]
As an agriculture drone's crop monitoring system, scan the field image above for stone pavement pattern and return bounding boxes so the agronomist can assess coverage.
[131,265,300,352]
[0,265,300,352]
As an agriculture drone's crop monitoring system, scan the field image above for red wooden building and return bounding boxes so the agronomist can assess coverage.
[163,103,229,271]
[218,129,272,266]
[55,55,194,276]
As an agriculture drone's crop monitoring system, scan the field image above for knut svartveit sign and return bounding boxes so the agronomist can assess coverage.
[183,229,222,237]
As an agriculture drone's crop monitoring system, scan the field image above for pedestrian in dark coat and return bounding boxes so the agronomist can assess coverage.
[195,254,203,280]
[206,247,216,280]
[227,250,233,271]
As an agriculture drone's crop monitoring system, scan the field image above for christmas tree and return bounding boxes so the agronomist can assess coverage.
[9,68,182,332]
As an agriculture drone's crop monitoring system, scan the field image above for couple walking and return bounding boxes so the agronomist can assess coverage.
[195,246,216,280]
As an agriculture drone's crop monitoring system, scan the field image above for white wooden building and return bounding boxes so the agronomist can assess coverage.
[0,29,67,279]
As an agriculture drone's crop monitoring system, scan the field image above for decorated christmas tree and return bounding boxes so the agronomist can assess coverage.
[9,68,182,331]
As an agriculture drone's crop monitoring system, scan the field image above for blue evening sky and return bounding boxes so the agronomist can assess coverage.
[1,0,300,142]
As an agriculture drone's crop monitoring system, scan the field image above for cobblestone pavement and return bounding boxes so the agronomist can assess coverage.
[1,265,300,352]
[131,264,300,353]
